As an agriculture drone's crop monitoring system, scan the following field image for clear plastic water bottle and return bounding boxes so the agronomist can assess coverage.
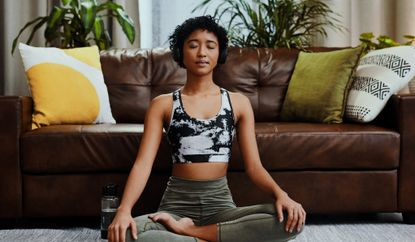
[101,183,119,239]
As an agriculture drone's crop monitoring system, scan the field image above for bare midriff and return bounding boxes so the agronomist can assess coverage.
[172,162,228,180]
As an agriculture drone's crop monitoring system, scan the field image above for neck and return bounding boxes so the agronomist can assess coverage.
[183,72,218,95]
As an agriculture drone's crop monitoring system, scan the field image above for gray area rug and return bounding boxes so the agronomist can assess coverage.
[1,213,414,242]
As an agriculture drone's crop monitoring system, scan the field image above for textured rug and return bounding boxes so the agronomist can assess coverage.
[0,213,414,242]
[295,214,415,242]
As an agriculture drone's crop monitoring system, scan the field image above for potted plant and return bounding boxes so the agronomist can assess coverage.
[11,0,136,54]
[359,32,415,54]
[193,0,343,48]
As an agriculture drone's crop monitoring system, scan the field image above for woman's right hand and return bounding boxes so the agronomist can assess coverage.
[108,209,138,242]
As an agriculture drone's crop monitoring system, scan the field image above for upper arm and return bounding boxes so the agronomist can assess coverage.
[134,95,170,167]
[231,93,262,171]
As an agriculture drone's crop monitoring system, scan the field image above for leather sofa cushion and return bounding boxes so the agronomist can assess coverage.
[101,48,300,123]
[22,123,399,173]
[229,122,399,171]
[21,124,172,173]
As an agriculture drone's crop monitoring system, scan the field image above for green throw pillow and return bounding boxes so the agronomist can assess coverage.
[280,47,363,123]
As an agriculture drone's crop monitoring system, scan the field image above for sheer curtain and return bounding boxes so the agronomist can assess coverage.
[316,0,415,47]
[1,0,53,96]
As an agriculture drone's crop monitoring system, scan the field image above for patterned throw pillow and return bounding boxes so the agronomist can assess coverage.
[19,43,116,129]
[345,46,415,122]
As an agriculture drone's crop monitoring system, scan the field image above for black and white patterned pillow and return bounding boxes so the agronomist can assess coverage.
[345,46,415,122]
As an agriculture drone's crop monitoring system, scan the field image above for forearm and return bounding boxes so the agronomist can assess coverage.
[117,160,152,213]
[246,165,286,200]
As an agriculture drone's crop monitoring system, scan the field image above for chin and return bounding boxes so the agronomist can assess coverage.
[187,67,215,76]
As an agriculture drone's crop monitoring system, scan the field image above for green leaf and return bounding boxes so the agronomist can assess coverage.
[69,0,79,9]
[97,30,112,50]
[97,1,135,44]
[114,8,135,44]
[61,0,71,5]
[96,1,121,12]
[80,0,97,33]
[11,16,47,54]
[92,16,104,39]
[27,17,50,46]
[360,32,374,40]
[44,6,65,40]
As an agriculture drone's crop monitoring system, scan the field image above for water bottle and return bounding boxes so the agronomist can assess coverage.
[101,183,119,239]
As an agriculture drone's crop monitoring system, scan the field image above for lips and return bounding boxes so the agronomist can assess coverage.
[196,60,209,64]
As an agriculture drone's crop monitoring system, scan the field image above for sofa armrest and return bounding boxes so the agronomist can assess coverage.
[391,94,415,212]
[0,96,32,218]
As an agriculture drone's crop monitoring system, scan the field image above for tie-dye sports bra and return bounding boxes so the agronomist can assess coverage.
[166,88,235,163]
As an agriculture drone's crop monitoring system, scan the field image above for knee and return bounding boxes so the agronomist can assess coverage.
[124,216,167,242]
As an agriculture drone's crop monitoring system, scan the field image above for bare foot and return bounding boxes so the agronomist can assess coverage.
[149,212,195,235]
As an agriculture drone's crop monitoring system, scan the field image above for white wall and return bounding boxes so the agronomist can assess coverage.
[318,0,415,47]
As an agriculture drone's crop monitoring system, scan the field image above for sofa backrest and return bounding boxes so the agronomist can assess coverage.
[100,47,337,123]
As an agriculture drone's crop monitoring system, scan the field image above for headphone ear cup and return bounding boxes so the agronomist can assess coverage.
[218,48,227,64]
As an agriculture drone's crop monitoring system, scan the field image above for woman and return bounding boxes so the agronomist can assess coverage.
[108,16,305,242]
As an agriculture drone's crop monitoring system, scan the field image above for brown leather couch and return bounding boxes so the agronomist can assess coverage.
[1,47,414,223]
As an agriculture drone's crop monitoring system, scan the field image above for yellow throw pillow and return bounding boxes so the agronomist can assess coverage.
[280,47,363,123]
[19,43,115,129]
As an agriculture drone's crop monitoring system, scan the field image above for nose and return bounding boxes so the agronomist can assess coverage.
[197,46,207,57]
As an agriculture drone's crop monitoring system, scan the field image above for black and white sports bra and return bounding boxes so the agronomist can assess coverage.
[166,88,235,164]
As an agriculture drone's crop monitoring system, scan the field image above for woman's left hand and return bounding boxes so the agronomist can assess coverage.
[275,192,306,233]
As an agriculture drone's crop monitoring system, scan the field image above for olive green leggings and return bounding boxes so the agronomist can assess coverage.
[126,176,302,242]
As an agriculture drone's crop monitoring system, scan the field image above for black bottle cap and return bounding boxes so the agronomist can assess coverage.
[102,183,118,197]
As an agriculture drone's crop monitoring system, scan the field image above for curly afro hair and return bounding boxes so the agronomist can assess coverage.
[169,15,228,68]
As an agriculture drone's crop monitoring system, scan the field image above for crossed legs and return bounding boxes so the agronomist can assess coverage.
[126,204,302,242]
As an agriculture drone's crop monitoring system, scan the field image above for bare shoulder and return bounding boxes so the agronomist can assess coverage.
[150,93,173,108]
[227,91,253,121]
[228,91,251,108]
[148,93,173,123]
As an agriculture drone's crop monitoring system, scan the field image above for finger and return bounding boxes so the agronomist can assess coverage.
[120,225,126,242]
[131,220,138,240]
[290,208,299,233]
[114,225,120,242]
[276,204,284,223]
[285,207,294,232]
[108,225,113,242]
[297,209,304,232]
[299,207,306,231]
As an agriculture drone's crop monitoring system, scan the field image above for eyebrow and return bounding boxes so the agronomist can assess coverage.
[186,39,218,45]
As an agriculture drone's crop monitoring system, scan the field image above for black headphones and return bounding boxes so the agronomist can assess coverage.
[174,47,228,68]
[218,48,228,64]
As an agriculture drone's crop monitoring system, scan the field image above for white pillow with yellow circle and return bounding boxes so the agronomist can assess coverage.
[19,43,116,129]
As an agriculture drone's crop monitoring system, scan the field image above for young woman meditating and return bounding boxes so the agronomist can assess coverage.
[108,16,305,242]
